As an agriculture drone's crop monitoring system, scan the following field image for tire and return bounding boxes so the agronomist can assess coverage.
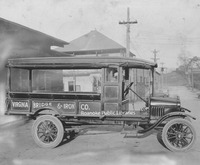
[162,118,196,152]
[32,115,64,148]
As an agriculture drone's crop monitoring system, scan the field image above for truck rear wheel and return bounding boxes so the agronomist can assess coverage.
[162,118,196,152]
[32,115,64,148]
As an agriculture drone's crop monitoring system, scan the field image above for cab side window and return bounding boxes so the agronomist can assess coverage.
[105,67,118,82]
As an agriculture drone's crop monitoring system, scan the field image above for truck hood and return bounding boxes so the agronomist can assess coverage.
[150,96,180,106]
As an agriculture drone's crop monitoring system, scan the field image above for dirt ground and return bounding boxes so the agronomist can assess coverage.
[0,86,200,165]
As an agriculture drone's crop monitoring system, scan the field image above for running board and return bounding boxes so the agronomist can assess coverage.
[122,129,158,138]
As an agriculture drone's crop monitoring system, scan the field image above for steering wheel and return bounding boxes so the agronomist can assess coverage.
[124,82,134,96]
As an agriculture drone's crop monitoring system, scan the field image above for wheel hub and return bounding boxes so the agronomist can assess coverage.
[176,132,183,140]
[45,129,50,135]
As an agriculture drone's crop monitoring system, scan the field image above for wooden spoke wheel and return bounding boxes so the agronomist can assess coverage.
[162,118,196,152]
[32,115,64,148]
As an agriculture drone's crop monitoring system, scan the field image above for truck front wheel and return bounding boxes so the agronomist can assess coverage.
[32,115,64,148]
[162,118,196,152]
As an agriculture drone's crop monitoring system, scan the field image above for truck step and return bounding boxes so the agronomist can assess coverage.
[123,129,157,138]
[121,130,143,138]
[65,128,80,133]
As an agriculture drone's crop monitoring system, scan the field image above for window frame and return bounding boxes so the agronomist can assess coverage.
[31,68,102,94]
[104,66,119,83]
[10,68,30,92]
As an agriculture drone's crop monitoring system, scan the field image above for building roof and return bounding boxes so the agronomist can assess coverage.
[0,17,68,47]
[56,30,135,56]
[0,17,70,65]
[7,56,157,69]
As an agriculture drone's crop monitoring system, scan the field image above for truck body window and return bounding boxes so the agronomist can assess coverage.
[32,69,101,93]
[10,68,29,92]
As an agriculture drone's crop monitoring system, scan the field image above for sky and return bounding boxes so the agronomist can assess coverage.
[0,0,200,70]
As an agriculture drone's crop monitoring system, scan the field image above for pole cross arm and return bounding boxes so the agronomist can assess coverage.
[119,21,138,24]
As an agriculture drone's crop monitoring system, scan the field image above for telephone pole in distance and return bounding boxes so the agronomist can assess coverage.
[151,49,159,63]
[119,7,137,57]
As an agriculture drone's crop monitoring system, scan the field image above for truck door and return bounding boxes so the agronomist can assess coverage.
[102,66,122,115]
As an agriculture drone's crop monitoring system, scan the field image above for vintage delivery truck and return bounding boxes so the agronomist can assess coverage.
[5,56,196,151]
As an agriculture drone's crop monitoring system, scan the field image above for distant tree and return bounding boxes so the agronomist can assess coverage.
[177,49,200,87]
[177,49,194,86]
[189,56,200,68]
[177,49,192,73]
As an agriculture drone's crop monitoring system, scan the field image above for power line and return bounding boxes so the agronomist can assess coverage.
[132,40,200,45]
[130,35,200,45]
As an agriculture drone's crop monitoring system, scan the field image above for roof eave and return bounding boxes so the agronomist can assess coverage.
[0,17,68,47]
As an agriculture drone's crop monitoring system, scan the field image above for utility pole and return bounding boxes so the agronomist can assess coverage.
[151,49,159,63]
[119,7,137,57]
[151,49,159,95]
[160,62,165,90]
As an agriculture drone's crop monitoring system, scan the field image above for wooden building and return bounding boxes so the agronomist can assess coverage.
[0,17,68,114]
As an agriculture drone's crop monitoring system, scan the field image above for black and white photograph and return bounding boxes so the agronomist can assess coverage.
[0,0,200,165]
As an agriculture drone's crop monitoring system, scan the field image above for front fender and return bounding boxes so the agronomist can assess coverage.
[138,111,196,134]
[162,111,196,120]
[180,107,191,113]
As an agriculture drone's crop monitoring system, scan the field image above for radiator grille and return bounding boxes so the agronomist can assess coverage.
[150,106,165,117]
